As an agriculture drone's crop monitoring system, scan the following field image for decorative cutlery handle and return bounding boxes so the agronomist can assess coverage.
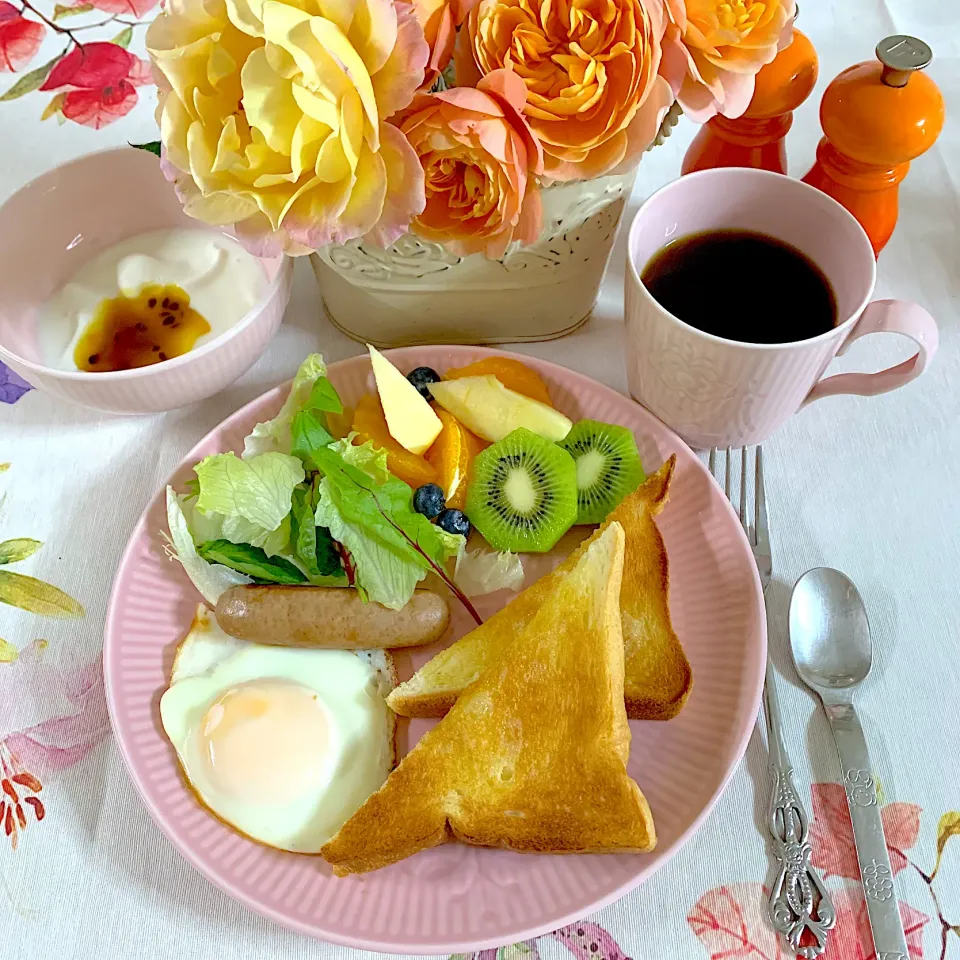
[764,667,836,958]
[824,701,910,959]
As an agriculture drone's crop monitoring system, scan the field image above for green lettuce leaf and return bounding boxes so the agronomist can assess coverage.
[197,540,307,584]
[185,497,291,558]
[290,482,344,582]
[194,451,303,533]
[312,441,463,609]
[165,487,252,604]
[242,354,328,458]
[315,482,424,608]
[306,377,343,414]
[291,409,333,466]
[331,435,391,484]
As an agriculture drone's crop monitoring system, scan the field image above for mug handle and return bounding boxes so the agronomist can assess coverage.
[802,299,939,406]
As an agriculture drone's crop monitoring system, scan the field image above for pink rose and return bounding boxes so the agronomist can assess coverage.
[396,69,543,258]
[659,0,796,122]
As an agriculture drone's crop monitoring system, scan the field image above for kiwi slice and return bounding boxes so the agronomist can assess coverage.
[466,428,578,553]
[558,420,645,525]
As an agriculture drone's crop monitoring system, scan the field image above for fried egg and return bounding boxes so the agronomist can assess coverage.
[160,606,392,853]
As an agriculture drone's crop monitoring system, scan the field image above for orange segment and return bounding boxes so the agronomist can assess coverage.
[351,394,437,488]
[426,408,487,510]
[444,358,554,407]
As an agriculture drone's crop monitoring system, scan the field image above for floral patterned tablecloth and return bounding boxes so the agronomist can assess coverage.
[2,0,959,958]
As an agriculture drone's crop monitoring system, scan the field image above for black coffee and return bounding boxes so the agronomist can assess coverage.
[640,229,837,344]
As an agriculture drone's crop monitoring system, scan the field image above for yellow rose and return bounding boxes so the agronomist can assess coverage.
[147,0,430,254]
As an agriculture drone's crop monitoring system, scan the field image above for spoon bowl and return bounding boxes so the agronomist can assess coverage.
[789,567,872,693]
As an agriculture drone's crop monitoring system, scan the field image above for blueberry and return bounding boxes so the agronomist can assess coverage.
[437,508,471,538]
[406,366,442,400]
[413,483,446,519]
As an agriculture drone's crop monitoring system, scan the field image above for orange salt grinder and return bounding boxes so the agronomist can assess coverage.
[681,29,818,176]
[802,36,945,257]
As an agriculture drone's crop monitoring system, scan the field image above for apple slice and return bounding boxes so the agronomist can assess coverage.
[368,345,442,456]
[429,375,572,443]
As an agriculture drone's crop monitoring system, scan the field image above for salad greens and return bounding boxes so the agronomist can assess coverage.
[312,440,463,609]
[165,488,252,605]
[241,354,329,459]
[166,353,480,619]
[289,482,343,581]
[196,540,308,584]
[195,451,304,532]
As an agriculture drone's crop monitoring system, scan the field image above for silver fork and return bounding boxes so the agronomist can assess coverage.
[710,447,836,959]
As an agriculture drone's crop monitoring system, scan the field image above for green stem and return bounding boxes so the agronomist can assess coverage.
[890,847,958,960]
[17,0,80,44]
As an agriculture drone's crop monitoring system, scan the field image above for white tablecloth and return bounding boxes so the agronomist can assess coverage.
[2,0,959,957]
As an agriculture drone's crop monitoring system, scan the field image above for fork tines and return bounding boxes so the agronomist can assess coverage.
[709,446,771,589]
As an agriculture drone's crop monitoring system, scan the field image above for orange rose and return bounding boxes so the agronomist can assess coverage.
[397,69,543,257]
[457,0,673,181]
[659,0,796,121]
[412,0,479,89]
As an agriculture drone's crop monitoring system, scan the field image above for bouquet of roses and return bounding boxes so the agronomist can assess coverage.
[146,0,794,259]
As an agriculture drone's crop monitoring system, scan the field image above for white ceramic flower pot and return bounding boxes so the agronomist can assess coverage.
[310,169,638,346]
[309,105,681,346]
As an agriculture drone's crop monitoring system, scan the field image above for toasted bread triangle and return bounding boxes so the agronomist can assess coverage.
[321,523,656,876]
[387,456,691,720]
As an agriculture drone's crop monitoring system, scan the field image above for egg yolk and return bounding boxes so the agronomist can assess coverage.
[198,680,332,805]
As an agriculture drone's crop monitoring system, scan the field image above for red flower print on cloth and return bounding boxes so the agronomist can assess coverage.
[688,881,929,960]
[820,885,929,960]
[811,782,921,879]
[0,1,44,73]
[0,640,110,849]
[39,41,154,129]
[84,0,158,16]
[688,882,789,960]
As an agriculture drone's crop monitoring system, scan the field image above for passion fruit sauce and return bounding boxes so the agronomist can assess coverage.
[74,283,211,372]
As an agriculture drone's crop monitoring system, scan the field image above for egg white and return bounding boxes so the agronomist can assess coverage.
[160,606,391,853]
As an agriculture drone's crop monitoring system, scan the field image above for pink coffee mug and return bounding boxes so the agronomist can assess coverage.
[623,168,938,449]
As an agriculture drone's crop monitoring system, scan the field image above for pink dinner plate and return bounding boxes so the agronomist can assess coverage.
[104,345,766,953]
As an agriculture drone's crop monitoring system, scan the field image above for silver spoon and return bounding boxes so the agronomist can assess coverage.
[789,568,909,959]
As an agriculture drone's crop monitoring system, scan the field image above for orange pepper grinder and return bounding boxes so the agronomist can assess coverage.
[682,29,818,176]
[802,36,944,257]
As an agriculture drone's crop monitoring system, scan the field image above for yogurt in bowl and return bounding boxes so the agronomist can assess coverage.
[39,228,266,372]
[0,147,292,414]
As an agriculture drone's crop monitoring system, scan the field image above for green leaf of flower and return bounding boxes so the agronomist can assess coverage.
[53,2,94,19]
[933,811,960,878]
[111,25,133,48]
[0,54,62,102]
[130,140,162,157]
[0,538,42,564]
[0,571,84,617]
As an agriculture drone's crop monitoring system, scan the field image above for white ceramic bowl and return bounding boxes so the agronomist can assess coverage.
[0,147,292,414]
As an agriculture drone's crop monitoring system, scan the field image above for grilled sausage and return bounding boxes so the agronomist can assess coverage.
[214,585,450,649]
